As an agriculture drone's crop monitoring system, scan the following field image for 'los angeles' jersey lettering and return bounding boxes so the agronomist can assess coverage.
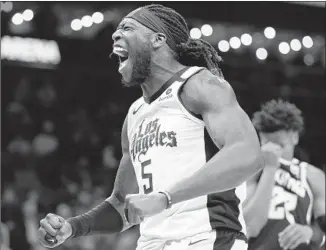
[130,118,177,161]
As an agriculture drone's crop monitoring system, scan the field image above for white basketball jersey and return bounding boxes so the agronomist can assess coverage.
[127,66,247,240]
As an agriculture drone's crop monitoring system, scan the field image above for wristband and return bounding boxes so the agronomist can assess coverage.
[159,191,172,209]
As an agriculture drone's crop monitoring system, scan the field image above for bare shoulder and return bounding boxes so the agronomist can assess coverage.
[305,162,325,197]
[306,163,325,183]
[180,69,237,115]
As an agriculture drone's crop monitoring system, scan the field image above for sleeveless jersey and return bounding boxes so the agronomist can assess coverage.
[126,66,247,240]
[248,158,314,250]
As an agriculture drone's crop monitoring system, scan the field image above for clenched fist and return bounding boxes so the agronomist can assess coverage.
[125,193,168,224]
[38,213,72,248]
[261,142,283,169]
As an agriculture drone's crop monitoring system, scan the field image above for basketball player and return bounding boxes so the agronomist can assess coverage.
[38,4,263,250]
[244,100,325,250]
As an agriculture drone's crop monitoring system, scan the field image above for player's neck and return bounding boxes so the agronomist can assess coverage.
[282,150,294,161]
[141,60,184,100]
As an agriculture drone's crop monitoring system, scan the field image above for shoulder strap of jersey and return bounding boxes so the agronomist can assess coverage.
[127,97,144,139]
[299,159,308,182]
[298,159,314,224]
[167,66,206,125]
[180,66,205,81]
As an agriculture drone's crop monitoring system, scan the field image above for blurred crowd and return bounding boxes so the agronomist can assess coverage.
[1,69,140,250]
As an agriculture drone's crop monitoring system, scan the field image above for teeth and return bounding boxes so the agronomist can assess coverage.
[113,47,128,58]
[115,47,127,52]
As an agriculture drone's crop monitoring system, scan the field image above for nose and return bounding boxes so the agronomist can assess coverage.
[112,29,122,42]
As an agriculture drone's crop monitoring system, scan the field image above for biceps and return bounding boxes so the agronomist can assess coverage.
[112,153,139,202]
[204,104,259,148]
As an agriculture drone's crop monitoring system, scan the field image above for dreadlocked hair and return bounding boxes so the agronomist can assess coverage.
[144,4,224,78]
[252,99,304,134]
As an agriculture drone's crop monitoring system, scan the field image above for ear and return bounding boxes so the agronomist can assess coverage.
[292,132,299,146]
[151,33,167,49]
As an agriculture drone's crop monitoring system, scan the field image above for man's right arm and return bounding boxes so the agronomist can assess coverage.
[104,116,139,231]
[242,142,282,238]
[38,116,139,248]
[243,168,277,238]
[68,116,139,237]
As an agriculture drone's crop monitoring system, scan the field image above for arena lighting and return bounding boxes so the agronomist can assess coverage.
[302,36,313,48]
[1,36,61,65]
[201,24,213,36]
[240,33,252,46]
[22,9,34,21]
[229,37,241,49]
[256,48,268,60]
[1,2,13,12]
[290,39,302,51]
[218,40,230,52]
[81,15,93,27]
[279,42,290,55]
[190,28,201,39]
[264,27,276,39]
[303,54,314,66]
[92,12,104,24]
[71,19,82,31]
[12,13,23,25]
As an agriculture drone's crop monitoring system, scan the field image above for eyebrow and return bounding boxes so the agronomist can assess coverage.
[117,21,136,30]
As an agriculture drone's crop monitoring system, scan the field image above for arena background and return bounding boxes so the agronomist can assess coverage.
[1,1,325,250]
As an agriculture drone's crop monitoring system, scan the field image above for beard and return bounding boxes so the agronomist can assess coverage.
[121,42,152,87]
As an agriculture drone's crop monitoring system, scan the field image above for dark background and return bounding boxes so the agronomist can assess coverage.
[1,2,325,250]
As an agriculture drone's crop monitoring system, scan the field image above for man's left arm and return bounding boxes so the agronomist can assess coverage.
[164,71,263,204]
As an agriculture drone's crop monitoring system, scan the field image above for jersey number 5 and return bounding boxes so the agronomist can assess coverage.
[268,186,298,224]
[141,160,153,194]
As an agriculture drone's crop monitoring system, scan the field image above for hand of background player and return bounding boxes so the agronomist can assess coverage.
[261,142,283,168]
[38,213,72,248]
[125,193,167,224]
[278,223,313,250]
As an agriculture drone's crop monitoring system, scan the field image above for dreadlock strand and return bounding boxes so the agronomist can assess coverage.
[145,4,189,43]
[144,4,224,77]
[177,39,224,77]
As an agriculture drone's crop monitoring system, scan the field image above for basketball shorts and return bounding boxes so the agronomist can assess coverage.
[136,230,248,250]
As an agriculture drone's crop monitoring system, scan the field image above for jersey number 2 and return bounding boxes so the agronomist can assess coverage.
[141,160,153,194]
[268,186,298,224]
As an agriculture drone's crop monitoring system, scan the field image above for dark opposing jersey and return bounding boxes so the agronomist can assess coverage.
[249,158,314,250]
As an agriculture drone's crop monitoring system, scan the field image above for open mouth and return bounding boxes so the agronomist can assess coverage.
[113,46,129,71]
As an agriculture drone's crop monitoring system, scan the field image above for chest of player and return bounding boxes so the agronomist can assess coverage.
[273,164,307,198]
[129,102,203,161]
[268,162,313,225]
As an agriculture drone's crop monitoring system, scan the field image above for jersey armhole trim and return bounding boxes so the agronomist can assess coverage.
[299,161,314,224]
[127,97,144,140]
[175,69,205,126]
